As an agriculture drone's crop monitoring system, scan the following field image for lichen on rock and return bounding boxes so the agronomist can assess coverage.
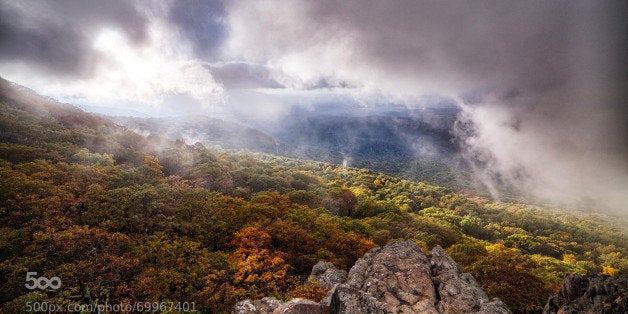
[234,241,511,313]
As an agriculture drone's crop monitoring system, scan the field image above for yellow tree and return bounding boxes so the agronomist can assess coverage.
[229,226,297,299]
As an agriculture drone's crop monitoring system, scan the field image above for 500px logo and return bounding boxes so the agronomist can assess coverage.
[25,272,61,290]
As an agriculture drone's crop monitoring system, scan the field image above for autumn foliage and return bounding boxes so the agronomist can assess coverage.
[0,89,626,312]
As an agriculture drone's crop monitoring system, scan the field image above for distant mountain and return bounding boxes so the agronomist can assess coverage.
[275,115,457,163]
[74,104,151,117]
[270,107,475,190]
[1,76,626,313]
[112,116,278,153]
[108,104,474,190]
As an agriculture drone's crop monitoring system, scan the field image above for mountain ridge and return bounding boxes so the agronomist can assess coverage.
[1,76,626,313]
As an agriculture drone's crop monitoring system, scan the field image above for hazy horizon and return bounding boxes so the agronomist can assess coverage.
[1,0,627,214]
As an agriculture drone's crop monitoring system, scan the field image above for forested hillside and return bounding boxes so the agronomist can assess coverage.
[1,78,626,312]
[113,116,278,154]
[112,112,471,192]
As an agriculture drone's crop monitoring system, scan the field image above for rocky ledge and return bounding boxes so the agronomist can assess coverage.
[543,273,627,313]
[233,240,510,313]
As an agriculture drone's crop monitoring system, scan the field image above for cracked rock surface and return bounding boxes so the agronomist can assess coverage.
[309,261,348,289]
[234,241,510,313]
[326,241,510,313]
[543,273,627,314]
[233,298,329,314]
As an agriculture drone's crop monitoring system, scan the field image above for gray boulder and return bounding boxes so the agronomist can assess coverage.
[273,298,330,314]
[234,241,511,313]
[233,297,284,314]
[233,297,330,314]
[328,241,510,313]
[309,261,348,289]
[431,245,506,313]
[543,273,627,313]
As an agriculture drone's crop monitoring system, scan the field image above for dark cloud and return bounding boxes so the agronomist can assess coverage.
[301,1,595,93]
[0,0,148,77]
[304,78,354,90]
[227,0,628,212]
[168,0,226,60]
[1,0,626,211]
[205,62,283,89]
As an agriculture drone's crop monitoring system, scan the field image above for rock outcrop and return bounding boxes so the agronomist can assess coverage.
[323,241,510,313]
[234,298,284,314]
[543,273,627,313]
[233,297,329,314]
[309,261,348,289]
[234,240,511,313]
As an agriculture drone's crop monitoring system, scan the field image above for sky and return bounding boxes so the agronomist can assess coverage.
[0,0,627,213]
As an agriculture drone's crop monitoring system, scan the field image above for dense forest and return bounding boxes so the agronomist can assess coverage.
[114,109,471,192]
[1,79,627,313]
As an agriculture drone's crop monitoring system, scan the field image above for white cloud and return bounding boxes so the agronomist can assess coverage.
[224,0,628,213]
[1,0,625,213]
[1,17,224,113]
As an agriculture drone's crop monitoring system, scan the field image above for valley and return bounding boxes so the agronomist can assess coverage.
[1,77,626,312]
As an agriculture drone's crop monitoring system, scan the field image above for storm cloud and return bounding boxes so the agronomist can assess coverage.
[206,62,284,89]
[0,0,148,77]
[226,0,628,212]
[168,0,226,60]
[0,0,626,212]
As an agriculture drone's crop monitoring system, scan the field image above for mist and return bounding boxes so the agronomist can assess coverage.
[222,0,628,214]
[0,0,626,214]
